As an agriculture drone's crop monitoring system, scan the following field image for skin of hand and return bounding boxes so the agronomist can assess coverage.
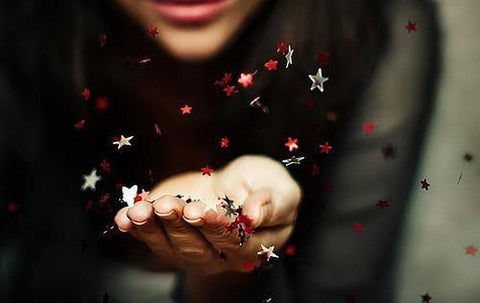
[114,155,302,276]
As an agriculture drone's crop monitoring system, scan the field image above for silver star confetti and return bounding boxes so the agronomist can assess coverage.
[281,156,305,167]
[122,185,138,207]
[308,68,329,92]
[285,45,294,68]
[249,96,269,113]
[257,244,279,261]
[81,168,102,191]
[113,135,134,150]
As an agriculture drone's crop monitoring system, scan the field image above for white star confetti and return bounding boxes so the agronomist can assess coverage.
[281,156,305,167]
[81,168,102,191]
[201,197,219,213]
[113,135,134,150]
[122,185,138,207]
[285,45,294,68]
[257,244,279,261]
[308,68,329,92]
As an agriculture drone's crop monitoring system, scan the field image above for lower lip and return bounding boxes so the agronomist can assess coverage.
[152,0,229,25]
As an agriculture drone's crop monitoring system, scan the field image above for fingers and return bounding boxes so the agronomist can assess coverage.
[241,189,297,228]
[152,195,220,265]
[115,201,173,257]
[183,201,239,252]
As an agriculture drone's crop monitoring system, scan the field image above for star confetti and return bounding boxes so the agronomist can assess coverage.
[122,185,138,207]
[285,45,294,68]
[316,51,330,66]
[249,97,269,113]
[420,178,430,191]
[223,85,238,96]
[376,200,390,209]
[308,68,329,92]
[220,137,230,148]
[99,159,111,173]
[180,104,192,115]
[138,189,151,202]
[81,168,102,191]
[81,88,91,101]
[421,293,432,303]
[200,165,214,176]
[6,201,20,213]
[405,20,417,33]
[276,42,289,55]
[353,222,364,233]
[113,135,134,150]
[148,26,159,37]
[362,122,375,134]
[264,59,278,71]
[257,244,279,262]
[214,72,233,87]
[220,195,240,218]
[94,96,109,112]
[382,143,396,159]
[74,120,85,131]
[201,197,219,213]
[284,244,297,256]
[98,33,107,48]
[238,72,256,88]
[311,164,320,176]
[463,153,473,162]
[154,123,162,135]
[282,155,305,167]
[319,142,333,154]
[465,245,477,256]
[284,137,299,152]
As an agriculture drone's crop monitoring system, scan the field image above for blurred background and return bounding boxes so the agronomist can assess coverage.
[393,1,480,302]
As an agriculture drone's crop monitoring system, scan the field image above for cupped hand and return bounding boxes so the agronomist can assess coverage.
[114,155,302,275]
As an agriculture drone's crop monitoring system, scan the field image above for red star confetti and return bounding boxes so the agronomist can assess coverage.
[284,244,297,256]
[238,72,255,88]
[311,164,320,176]
[362,121,375,134]
[220,137,230,148]
[6,201,20,213]
[113,135,134,150]
[316,51,330,66]
[138,189,151,202]
[276,42,289,55]
[420,178,430,191]
[180,104,192,115]
[353,222,364,233]
[465,245,478,256]
[99,159,111,173]
[319,142,333,154]
[201,165,214,176]
[264,59,278,71]
[94,96,110,112]
[99,193,110,205]
[74,119,85,131]
[148,26,159,37]
[154,123,162,135]
[405,20,417,33]
[223,85,238,96]
[242,260,256,272]
[81,88,91,101]
[285,137,299,152]
[376,200,390,209]
[98,33,107,48]
[306,98,315,108]
[214,72,233,87]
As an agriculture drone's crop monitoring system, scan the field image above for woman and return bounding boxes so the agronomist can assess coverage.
[0,0,439,302]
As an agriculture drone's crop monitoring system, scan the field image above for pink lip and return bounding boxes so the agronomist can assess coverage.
[152,0,229,25]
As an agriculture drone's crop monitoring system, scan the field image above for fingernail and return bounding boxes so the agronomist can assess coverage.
[131,219,148,226]
[154,209,177,220]
[182,216,205,227]
[118,226,129,233]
